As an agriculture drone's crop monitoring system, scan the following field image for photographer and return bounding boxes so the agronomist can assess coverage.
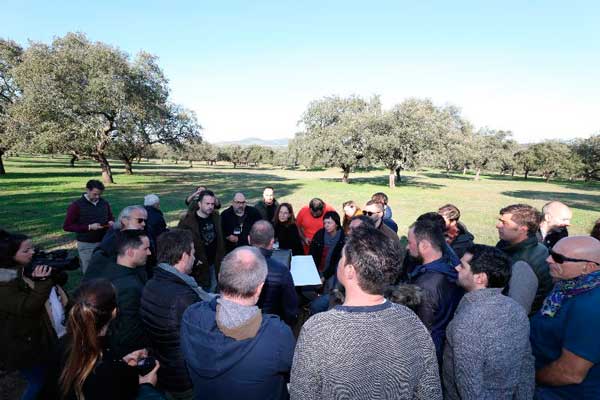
[0,229,69,400]
[59,278,164,400]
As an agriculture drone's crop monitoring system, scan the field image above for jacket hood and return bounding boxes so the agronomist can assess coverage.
[411,257,458,282]
[181,298,270,379]
[453,223,475,245]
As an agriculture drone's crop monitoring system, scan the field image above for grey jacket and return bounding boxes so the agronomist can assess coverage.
[443,288,534,400]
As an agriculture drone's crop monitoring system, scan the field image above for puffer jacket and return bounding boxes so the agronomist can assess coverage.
[0,267,68,370]
[140,266,201,393]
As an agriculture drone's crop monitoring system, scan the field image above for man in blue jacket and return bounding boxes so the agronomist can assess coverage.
[181,246,295,400]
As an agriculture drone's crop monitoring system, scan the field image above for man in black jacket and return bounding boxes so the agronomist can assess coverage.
[221,192,262,253]
[141,229,212,399]
[249,220,298,327]
[83,230,151,358]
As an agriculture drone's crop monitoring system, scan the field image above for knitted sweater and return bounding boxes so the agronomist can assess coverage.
[290,301,442,400]
[443,288,535,400]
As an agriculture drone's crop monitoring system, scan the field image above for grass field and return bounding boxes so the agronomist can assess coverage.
[1,155,599,251]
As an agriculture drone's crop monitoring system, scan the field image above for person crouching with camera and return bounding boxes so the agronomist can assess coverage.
[59,278,162,400]
[0,229,69,400]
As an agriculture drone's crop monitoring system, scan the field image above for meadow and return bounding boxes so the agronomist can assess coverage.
[2,155,599,250]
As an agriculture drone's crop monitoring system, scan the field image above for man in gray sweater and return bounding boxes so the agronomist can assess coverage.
[291,225,442,400]
[443,244,534,400]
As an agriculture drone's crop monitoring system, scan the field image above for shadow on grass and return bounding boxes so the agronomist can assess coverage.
[502,190,600,212]
[421,172,474,181]
[320,174,445,190]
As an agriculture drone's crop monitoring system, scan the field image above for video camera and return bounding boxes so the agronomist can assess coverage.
[23,249,80,281]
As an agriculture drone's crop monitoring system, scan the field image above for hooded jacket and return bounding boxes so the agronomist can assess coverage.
[447,222,475,259]
[180,298,295,400]
[408,257,464,363]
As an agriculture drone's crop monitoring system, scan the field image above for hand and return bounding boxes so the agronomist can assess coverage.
[139,360,160,387]
[107,221,114,227]
[89,223,102,231]
[226,235,239,243]
[122,348,148,367]
[302,237,311,247]
[31,265,52,279]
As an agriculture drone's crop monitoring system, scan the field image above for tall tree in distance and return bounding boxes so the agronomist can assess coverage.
[0,38,23,174]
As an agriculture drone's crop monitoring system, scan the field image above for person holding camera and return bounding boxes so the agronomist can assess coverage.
[59,278,164,400]
[0,229,69,400]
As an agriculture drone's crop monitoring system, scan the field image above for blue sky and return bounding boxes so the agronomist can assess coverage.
[3,1,599,143]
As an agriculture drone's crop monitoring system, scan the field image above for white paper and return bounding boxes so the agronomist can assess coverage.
[290,255,322,286]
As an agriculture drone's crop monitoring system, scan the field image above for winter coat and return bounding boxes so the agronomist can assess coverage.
[274,223,304,256]
[83,260,149,358]
[180,298,295,400]
[256,248,298,327]
[309,229,345,280]
[145,206,167,238]
[448,222,475,259]
[140,266,201,393]
[254,200,280,222]
[177,211,225,288]
[0,268,68,370]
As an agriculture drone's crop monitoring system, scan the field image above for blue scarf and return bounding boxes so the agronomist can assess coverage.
[541,270,600,318]
[157,263,214,302]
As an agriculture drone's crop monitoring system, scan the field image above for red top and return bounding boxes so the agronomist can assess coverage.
[296,203,337,241]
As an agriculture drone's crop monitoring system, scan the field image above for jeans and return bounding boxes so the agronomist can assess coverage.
[19,364,46,400]
[309,294,331,315]
[201,264,218,293]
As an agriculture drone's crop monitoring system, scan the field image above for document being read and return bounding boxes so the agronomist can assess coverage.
[290,255,322,286]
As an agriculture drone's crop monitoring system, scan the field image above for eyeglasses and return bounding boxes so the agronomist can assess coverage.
[362,210,380,217]
[549,249,598,265]
[128,217,146,223]
[233,201,246,204]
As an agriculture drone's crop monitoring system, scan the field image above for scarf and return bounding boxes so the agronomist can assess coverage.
[541,270,600,317]
[157,263,214,302]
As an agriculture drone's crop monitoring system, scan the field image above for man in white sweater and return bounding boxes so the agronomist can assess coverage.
[290,225,442,400]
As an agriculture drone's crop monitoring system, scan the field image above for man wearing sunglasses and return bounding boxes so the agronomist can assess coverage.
[496,204,552,315]
[531,236,600,399]
[362,200,401,248]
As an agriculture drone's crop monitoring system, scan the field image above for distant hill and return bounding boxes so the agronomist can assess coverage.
[214,137,289,147]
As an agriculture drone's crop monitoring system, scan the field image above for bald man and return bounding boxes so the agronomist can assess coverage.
[220,192,262,254]
[538,201,572,249]
[531,236,600,399]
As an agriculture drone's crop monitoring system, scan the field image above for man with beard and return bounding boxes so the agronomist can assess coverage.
[254,186,279,222]
[221,192,262,253]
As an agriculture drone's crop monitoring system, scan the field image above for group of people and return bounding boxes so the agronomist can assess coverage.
[1,178,600,400]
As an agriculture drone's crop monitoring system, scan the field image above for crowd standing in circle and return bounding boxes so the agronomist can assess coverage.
[1,179,599,399]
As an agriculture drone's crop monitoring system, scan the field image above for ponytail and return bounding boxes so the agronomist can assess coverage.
[59,279,116,399]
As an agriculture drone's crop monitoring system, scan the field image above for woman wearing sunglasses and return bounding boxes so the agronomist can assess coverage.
[530,236,600,399]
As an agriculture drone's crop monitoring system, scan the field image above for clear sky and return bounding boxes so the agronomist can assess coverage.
[3,1,599,143]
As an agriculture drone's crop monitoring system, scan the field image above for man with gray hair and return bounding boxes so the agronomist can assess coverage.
[144,193,167,237]
[181,246,295,400]
[249,220,298,327]
[87,205,157,278]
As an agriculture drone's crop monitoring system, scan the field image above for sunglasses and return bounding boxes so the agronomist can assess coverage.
[362,210,380,217]
[128,217,146,223]
[549,249,598,265]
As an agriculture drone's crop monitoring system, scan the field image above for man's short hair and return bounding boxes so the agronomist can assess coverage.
[343,226,402,295]
[371,192,389,205]
[144,194,160,207]
[438,204,461,222]
[157,229,193,266]
[218,246,268,299]
[249,220,274,248]
[86,179,105,191]
[116,205,146,229]
[309,198,324,211]
[411,218,445,252]
[499,204,541,234]
[350,215,375,228]
[364,200,384,212]
[115,230,147,256]
[263,186,274,192]
[416,212,447,233]
[465,244,512,288]
[197,190,215,203]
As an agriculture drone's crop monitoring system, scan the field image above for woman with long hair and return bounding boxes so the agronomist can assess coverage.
[0,229,68,400]
[272,202,304,256]
[341,200,362,234]
[59,279,162,400]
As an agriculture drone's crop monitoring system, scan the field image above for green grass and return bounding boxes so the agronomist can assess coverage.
[2,155,599,250]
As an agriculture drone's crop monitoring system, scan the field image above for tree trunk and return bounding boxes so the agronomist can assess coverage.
[341,166,350,183]
[69,152,79,167]
[189,160,193,168]
[137,156,142,163]
[463,166,467,175]
[388,168,396,188]
[474,167,481,180]
[524,170,529,179]
[511,169,515,177]
[0,150,6,175]
[123,158,133,175]
[95,154,115,183]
